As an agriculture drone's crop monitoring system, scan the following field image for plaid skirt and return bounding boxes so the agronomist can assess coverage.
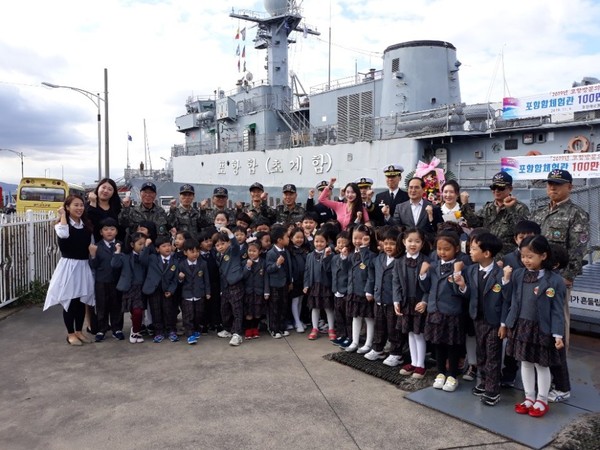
[347,293,374,318]
[506,318,561,367]
[244,293,266,318]
[122,285,146,312]
[307,283,334,310]
[424,311,465,346]
[399,297,426,335]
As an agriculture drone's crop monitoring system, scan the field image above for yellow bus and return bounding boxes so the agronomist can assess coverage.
[16,178,86,214]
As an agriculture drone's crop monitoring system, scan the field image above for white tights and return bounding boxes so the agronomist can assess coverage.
[311,308,334,331]
[408,332,427,368]
[352,317,375,348]
[521,360,551,407]
[291,296,303,327]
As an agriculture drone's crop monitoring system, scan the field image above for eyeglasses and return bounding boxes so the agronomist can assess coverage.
[490,185,506,191]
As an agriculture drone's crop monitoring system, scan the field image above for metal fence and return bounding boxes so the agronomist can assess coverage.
[0,211,60,308]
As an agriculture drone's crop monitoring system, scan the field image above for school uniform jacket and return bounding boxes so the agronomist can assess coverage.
[112,253,146,292]
[392,253,430,307]
[243,258,270,296]
[458,263,511,326]
[331,254,350,295]
[423,259,471,316]
[266,246,293,288]
[178,258,210,299]
[504,268,566,337]
[217,238,244,288]
[366,254,396,305]
[303,251,333,289]
[501,249,524,271]
[89,240,121,283]
[347,247,376,296]
[140,248,179,296]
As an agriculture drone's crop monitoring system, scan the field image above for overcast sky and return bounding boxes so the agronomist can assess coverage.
[1,0,600,185]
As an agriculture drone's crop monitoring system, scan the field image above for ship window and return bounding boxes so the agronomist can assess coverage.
[392,58,399,73]
[504,139,518,150]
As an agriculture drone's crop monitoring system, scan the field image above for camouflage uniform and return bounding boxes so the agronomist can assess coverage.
[119,203,169,238]
[275,204,306,226]
[241,202,277,226]
[200,207,237,226]
[167,205,209,239]
[531,200,589,282]
[461,200,530,257]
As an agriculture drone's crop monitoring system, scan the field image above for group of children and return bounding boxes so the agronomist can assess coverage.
[46,194,566,419]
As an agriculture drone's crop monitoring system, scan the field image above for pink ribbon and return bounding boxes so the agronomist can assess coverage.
[415,157,446,187]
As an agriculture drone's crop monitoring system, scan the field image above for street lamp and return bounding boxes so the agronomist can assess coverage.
[0,148,25,178]
[42,69,109,180]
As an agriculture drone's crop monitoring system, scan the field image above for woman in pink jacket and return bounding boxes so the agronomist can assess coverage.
[318,177,370,230]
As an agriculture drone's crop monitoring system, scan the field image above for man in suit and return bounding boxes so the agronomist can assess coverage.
[386,177,443,237]
[373,164,409,226]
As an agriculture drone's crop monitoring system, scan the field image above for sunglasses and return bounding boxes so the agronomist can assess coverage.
[490,185,507,191]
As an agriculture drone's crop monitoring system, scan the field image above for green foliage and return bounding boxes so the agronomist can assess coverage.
[17,280,48,306]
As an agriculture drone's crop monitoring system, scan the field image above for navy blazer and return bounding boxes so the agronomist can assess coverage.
[303,251,333,289]
[366,253,396,304]
[217,238,244,288]
[374,189,408,224]
[89,240,121,283]
[392,253,430,306]
[423,259,471,316]
[112,252,146,292]
[501,249,524,271]
[266,246,293,288]
[458,263,511,326]
[178,258,210,299]
[243,258,270,295]
[140,248,179,296]
[331,253,351,295]
[505,268,566,337]
[347,247,376,296]
[390,199,443,235]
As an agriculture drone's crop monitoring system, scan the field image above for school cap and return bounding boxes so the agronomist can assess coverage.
[180,184,195,194]
[249,182,264,192]
[354,177,374,189]
[282,183,296,193]
[490,172,512,188]
[383,164,404,177]
[315,180,328,191]
[545,169,573,184]
[140,181,156,192]
[213,186,228,197]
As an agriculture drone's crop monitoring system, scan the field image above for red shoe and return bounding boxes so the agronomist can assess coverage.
[253,328,260,339]
[244,329,253,340]
[515,398,534,415]
[528,400,549,418]
[308,328,319,340]
[328,329,337,341]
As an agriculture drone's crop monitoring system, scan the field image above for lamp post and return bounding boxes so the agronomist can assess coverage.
[42,72,109,181]
[0,148,25,178]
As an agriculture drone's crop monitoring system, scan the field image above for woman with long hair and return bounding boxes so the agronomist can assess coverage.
[317,177,370,230]
[87,178,123,242]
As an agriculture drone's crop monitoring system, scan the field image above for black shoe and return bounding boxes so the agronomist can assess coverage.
[500,377,515,388]
[139,325,149,336]
[472,384,485,396]
[481,392,500,406]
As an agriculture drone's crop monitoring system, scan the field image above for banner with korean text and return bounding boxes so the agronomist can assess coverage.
[502,83,600,119]
[501,153,600,180]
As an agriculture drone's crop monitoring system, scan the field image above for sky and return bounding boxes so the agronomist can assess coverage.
[1,0,600,185]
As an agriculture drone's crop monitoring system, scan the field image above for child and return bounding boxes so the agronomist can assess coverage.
[301,212,319,247]
[394,228,431,378]
[44,195,95,346]
[454,232,511,406]
[243,239,269,339]
[254,231,271,259]
[173,230,192,264]
[213,228,245,346]
[505,235,566,417]
[331,231,352,347]
[304,229,335,340]
[233,226,249,260]
[88,217,123,342]
[141,235,179,343]
[214,211,230,232]
[199,230,222,334]
[422,231,469,392]
[265,225,293,339]
[289,227,310,333]
[135,221,157,336]
[344,224,377,353]
[112,232,147,344]
[177,238,210,345]
[365,228,403,366]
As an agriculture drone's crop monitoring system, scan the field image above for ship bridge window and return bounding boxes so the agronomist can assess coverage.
[504,139,518,150]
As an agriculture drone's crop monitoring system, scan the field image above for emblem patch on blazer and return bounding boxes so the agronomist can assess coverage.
[198,271,203,277]
[170,265,176,271]
[359,263,366,270]
[224,255,230,262]
[546,288,555,298]
[492,283,501,293]
[533,286,539,295]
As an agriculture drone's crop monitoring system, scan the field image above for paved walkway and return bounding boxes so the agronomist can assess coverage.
[0,305,572,450]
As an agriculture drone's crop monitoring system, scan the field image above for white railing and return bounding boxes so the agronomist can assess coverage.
[0,211,60,307]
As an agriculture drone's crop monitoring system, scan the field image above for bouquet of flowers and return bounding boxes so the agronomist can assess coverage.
[414,157,446,204]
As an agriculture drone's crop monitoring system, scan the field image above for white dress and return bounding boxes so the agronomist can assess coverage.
[43,219,96,311]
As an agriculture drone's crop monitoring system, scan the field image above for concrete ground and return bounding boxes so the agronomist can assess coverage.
[0,305,564,450]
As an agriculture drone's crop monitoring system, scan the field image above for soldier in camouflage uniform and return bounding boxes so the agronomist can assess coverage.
[167,184,209,239]
[460,172,530,258]
[119,181,169,239]
[275,184,306,226]
[239,182,277,225]
[200,187,236,226]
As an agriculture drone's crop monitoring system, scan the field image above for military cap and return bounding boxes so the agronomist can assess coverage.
[490,172,513,188]
[354,177,374,189]
[140,181,157,192]
[316,180,328,191]
[213,186,228,197]
[545,169,573,184]
[179,184,195,194]
[282,183,297,193]
[249,182,264,192]
[383,164,404,177]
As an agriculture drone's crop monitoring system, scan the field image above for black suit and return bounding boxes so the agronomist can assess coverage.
[389,199,443,236]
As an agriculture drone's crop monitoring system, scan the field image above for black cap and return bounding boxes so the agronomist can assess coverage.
[490,172,512,188]
[546,169,573,184]
[249,182,264,192]
[213,187,228,197]
[141,182,157,192]
[179,184,195,194]
[316,180,328,191]
[282,183,296,193]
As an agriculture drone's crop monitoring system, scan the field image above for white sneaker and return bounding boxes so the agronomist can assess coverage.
[217,330,233,338]
[130,330,143,344]
[364,350,385,361]
[442,376,458,392]
[229,334,242,346]
[281,330,290,337]
[345,343,359,352]
[357,345,371,354]
[296,324,305,333]
[433,373,446,389]
[548,389,571,403]
[382,354,403,367]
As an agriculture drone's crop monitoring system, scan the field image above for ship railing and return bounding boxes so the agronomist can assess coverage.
[124,168,173,182]
[310,70,383,95]
[0,211,60,308]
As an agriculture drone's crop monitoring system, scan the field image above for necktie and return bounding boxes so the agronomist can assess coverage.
[440,262,452,273]
[390,191,394,202]
[523,270,539,283]
[163,258,168,269]
[109,242,116,251]
[406,258,418,268]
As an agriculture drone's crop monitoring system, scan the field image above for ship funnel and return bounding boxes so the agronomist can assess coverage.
[264,0,291,16]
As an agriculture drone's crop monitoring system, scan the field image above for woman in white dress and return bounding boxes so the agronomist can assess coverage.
[43,195,95,346]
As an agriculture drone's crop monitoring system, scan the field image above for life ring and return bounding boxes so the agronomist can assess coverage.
[567,135,590,153]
